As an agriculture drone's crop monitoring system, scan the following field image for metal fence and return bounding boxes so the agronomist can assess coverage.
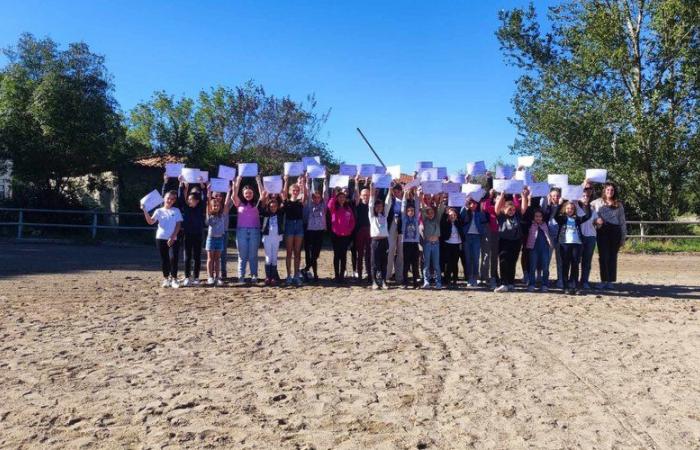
[0,208,698,241]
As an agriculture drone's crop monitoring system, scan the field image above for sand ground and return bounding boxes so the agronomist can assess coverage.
[1,241,699,449]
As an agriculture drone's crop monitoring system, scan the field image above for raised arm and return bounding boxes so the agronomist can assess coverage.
[281,175,289,201]
[222,182,234,215]
[322,172,329,203]
[232,176,242,208]
[142,207,156,225]
[520,186,530,216]
[494,191,506,215]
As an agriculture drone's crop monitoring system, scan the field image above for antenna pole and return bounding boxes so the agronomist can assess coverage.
[356,128,387,168]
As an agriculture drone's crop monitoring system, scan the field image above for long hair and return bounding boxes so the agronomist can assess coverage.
[601,182,620,208]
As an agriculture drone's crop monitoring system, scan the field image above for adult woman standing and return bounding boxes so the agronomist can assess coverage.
[591,182,627,289]
[233,175,264,284]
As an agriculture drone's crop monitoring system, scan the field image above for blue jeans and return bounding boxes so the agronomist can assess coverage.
[464,234,481,281]
[236,227,260,278]
[580,235,596,285]
[528,243,551,286]
[423,240,441,284]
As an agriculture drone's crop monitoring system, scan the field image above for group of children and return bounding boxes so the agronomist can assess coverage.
[143,168,627,294]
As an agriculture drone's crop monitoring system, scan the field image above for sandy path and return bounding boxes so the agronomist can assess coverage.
[0,242,699,449]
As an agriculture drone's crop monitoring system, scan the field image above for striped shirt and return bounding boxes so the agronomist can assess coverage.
[591,198,627,240]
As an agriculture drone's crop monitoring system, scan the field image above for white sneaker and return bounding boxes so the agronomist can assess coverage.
[161,279,170,288]
[250,276,258,284]
[494,284,509,293]
[382,281,389,289]
[422,281,430,289]
[182,277,191,287]
[191,279,201,286]
[353,271,359,279]
[372,283,380,290]
[207,277,215,285]
[170,279,180,289]
[215,278,224,286]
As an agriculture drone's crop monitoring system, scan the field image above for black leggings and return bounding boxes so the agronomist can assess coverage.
[371,238,389,283]
[303,229,325,277]
[183,232,202,278]
[331,233,351,280]
[597,223,622,282]
[443,243,461,285]
[498,238,521,286]
[560,243,582,289]
[403,242,420,287]
[157,238,180,278]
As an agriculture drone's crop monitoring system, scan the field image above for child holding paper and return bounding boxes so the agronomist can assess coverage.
[421,192,445,289]
[177,177,207,286]
[555,200,591,295]
[494,189,528,293]
[302,173,329,282]
[353,175,372,284]
[142,190,183,288]
[259,191,285,286]
[281,174,308,286]
[327,188,356,283]
[205,185,233,286]
[401,187,421,289]
[440,207,464,289]
[460,198,488,287]
[540,188,564,288]
[233,175,264,284]
[480,189,500,288]
[578,187,598,289]
[368,180,390,289]
[524,207,553,292]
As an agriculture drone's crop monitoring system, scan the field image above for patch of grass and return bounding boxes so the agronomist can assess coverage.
[623,238,700,254]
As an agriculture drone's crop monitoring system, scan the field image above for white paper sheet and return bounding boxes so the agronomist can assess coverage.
[466,188,486,201]
[238,163,258,177]
[181,168,201,184]
[436,167,447,180]
[284,162,304,177]
[466,161,487,177]
[494,179,524,194]
[339,164,357,176]
[461,183,484,195]
[421,181,443,195]
[528,182,550,198]
[209,177,230,193]
[442,182,461,193]
[585,168,607,183]
[358,164,375,177]
[517,156,535,168]
[306,164,326,179]
[449,173,465,184]
[302,156,321,169]
[140,189,163,212]
[495,165,515,179]
[165,163,184,177]
[217,165,237,180]
[561,184,584,201]
[420,168,439,181]
[515,169,535,185]
[329,174,350,188]
[263,175,283,194]
[547,174,568,187]
[387,165,401,180]
[404,179,420,189]
[371,173,392,188]
[416,161,433,171]
[448,192,467,207]
[198,170,209,182]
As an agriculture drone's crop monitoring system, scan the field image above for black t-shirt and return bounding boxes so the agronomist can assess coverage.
[284,199,304,221]
[355,202,370,228]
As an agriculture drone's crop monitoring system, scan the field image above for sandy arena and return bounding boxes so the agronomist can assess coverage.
[1,241,699,449]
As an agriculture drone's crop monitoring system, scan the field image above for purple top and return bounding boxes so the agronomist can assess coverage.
[237,202,260,229]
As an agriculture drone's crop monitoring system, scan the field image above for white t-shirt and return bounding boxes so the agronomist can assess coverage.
[153,207,183,240]
[447,224,462,244]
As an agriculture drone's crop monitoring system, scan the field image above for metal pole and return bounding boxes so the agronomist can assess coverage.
[356,128,387,168]
[91,212,98,239]
[17,210,23,239]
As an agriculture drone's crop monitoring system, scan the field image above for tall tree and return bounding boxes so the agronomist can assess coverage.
[0,33,128,205]
[497,0,699,219]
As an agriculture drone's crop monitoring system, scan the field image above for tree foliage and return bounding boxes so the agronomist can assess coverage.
[0,33,130,206]
[127,81,337,172]
[497,0,700,219]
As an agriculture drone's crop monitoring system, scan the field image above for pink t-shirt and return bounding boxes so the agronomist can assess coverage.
[327,196,356,236]
[236,202,260,228]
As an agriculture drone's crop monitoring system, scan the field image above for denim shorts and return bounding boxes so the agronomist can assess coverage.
[285,219,304,237]
[206,236,225,251]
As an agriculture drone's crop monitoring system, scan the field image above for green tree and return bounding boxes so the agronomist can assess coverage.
[0,33,128,206]
[497,0,700,220]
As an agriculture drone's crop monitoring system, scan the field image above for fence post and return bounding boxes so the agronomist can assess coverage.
[640,222,645,243]
[17,209,23,239]
[91,212,98,239]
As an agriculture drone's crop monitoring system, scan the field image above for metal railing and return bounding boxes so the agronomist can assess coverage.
[0,208,698,241]
[0,207,236,240]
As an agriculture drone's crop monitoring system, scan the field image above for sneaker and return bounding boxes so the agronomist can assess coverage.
[182,277,191,287]
[372,282,380,290]
[494,284,509,293]
[541,285,549,293]
[582,282,591,290]
[596,282,607,290]
[606,282,614,289]
[264,278,271,286]
[249,276,257,284]
[522,273,529,284]
[215,278,224,286]
[294,276,302,287]
[286,276,293,286]
[422,281,431,289]
[508,284,515,291]
[382,281,389,289]
[191,279,201,286]
[567,288,576,295]
[556,280,564,289]
[170,279,180,289]
[489,278,497,289]
[435,282,442,289]
[527,285,535,292]
[353,271,359,279]
[161,279,170,288]
[207,277,215,285]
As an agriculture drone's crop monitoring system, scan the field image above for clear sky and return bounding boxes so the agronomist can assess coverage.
[1,0,556,175]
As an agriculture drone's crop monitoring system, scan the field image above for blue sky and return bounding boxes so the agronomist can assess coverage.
[1,0,555,174]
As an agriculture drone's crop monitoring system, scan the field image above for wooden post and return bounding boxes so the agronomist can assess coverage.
[17,209,23,239]
[91,212,98,239]
[640,222,645,243]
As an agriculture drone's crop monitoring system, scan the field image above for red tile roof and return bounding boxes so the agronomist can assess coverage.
[133,155,186,168]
